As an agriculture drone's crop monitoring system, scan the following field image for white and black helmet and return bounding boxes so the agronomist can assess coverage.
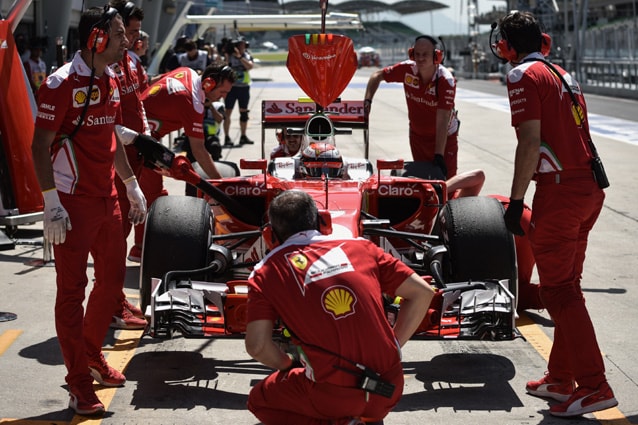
[301,142,343,178]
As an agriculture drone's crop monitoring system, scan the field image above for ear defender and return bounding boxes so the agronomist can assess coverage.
[408,36,443,64]
[87,6,118,53]
[87,27,109,53]
[202,76,217,93]
[541,33,552,56]
[495,38,518,62]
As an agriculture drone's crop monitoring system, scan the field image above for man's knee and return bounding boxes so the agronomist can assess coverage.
[240,110,249,122]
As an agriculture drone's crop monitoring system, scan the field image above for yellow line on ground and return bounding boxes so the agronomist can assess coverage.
[69,328,145,425]
[0,329,22,356]
[517,313,633,425]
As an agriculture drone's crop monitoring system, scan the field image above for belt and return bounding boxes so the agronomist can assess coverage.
[534,169,593,184]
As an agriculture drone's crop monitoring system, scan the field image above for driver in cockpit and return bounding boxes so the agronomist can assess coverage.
[270,127,305,159]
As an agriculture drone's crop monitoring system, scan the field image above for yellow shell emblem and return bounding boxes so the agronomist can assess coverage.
[323,286,356,318]
[74,90,87,105]
[290,253,308,270]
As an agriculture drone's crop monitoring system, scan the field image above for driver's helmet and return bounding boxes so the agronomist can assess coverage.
[303,113,335,147]
[301,142,343,178]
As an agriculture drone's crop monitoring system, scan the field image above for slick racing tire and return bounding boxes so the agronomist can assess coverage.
[139,195,212,312]
[437,196,518,299]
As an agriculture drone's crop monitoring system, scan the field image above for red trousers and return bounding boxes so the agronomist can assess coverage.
[248,364,403,425]
[530,173,606,388]
[53,193,126,388]
[409,130,458,178]
[489,195,543,311]
[114,145,168,246]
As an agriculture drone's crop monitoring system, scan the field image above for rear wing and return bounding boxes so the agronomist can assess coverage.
[260,99,369,159]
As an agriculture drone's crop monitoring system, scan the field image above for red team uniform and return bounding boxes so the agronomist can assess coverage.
[112,50,153,242]
[35,54,127,390]
[506,53,607,390]
[381,62,458,176]
[247,231,414,424]
[142,66,207,141]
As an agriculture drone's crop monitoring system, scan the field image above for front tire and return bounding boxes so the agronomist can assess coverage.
[139,196,212,312]
[437,196,518,299]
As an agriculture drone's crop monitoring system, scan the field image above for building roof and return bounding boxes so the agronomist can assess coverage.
[282,0,448,15]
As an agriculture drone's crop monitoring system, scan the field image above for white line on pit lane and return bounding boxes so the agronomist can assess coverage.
[457,88,638,147]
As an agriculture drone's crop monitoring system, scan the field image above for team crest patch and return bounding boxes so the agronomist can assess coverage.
[404,73,420,88]
[322,285,356,319]
[289,253,308,270]
[72,86,100,108]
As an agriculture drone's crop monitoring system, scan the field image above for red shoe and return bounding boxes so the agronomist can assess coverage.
[550,381,618,417]
[68,385,105,415]
[88,353,126,387]
[123,298,145,318]
[127,245,142,263]
[526,373,575,402]
[110,305,147,330]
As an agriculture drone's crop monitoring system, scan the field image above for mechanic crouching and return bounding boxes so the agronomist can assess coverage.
[244,190,435,425]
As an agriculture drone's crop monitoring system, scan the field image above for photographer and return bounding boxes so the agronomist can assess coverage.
[245,190,435,425]
[222,36,254,146]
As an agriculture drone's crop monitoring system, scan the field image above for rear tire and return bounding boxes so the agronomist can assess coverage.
[437,196,518,299]
[139,196,212,312]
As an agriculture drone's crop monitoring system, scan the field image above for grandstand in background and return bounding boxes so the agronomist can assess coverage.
[3,0,637,99]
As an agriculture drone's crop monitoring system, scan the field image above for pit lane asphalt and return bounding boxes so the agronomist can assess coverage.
[1,65,637,425]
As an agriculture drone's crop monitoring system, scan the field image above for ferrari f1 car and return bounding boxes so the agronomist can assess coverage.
[136,20,518,342]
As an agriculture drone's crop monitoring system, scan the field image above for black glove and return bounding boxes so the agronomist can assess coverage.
[504,198,525,236]
[134,134,176,170]
[433,154,447,179]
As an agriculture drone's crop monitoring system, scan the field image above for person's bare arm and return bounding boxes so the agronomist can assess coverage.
[31,127,57,191]
[435,108,453,156]
[510,120,541,200]
[392,273,436,347]
[245,319,293,370]
[113,134,135,181]
[189,136,222,179]
[363,69,385,111]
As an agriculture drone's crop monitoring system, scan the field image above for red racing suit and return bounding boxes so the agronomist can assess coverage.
[112,50,157,247]
[246,230,414,424]
[35,53,126,390]
[382,61,458,176]
[506,52,607,389]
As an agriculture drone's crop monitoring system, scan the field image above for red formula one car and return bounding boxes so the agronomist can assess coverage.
[136,28,518,343]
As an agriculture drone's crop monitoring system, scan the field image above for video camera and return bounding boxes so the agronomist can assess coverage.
[219,36,249,56]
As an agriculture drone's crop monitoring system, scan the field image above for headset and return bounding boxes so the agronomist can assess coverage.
[87,5,118,53]
[490,18,552,63]
[115,1,135,26]
[408,35,444,65]
[202,65,233,93]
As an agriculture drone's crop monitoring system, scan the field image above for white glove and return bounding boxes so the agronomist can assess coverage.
[42,189,71,245]
[124,176,147,225]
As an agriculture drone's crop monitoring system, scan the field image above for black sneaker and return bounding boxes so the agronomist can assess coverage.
[239,135,254,145]
[224,136,233,147]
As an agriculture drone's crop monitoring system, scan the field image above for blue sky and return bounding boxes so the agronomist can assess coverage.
[401,0,506,36]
